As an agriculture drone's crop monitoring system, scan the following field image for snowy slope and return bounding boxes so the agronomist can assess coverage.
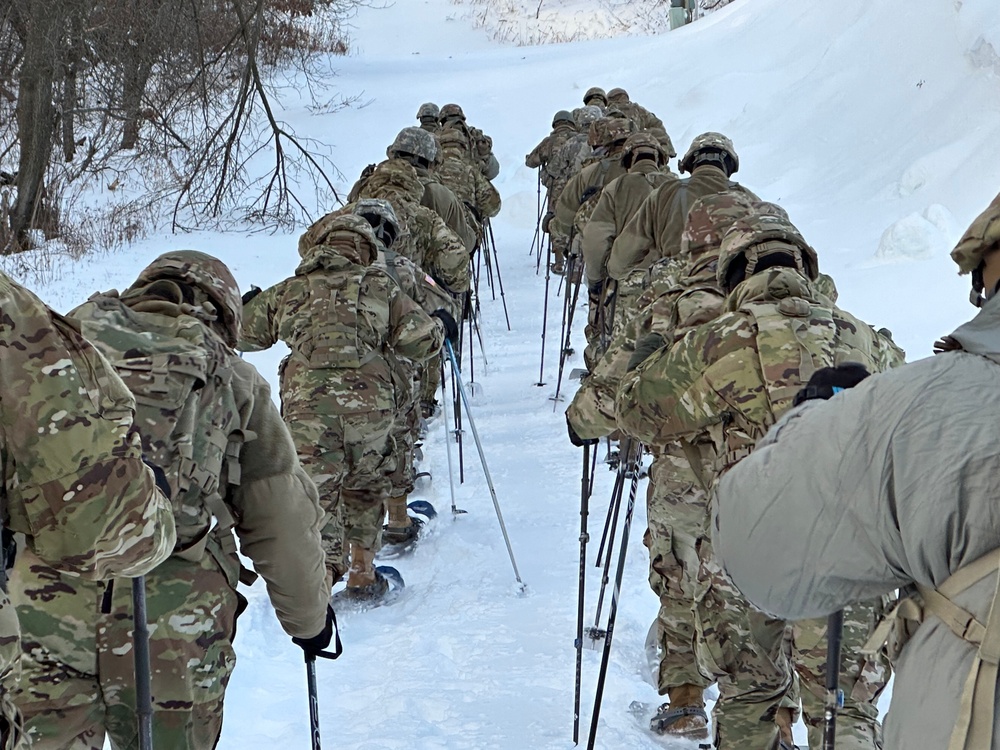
[5,0,1000,747]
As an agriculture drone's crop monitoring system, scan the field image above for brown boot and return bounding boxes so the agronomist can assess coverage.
[774,706,799,750]
[386,495,412,530]
[347,542,378,589]
[649,684,709,738]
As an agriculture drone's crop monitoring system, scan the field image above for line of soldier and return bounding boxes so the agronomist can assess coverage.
[528,86,905,749]
[0,99,502,749]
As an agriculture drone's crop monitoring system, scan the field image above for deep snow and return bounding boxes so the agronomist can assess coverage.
[5,0,1000,747]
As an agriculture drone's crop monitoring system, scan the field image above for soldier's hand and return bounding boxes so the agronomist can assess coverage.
[431,309,460,345]
[932,335,962,354]
[627,333,666,372]
[541,211,555,234]
[792,362,870,406]
[292,604,342,660]
[566,415,599,448]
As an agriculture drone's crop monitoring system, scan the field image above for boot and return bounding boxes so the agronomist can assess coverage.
[343,542,387,600]
[382,496,422,547]
[775,706,799,750]
[650,684,709,739]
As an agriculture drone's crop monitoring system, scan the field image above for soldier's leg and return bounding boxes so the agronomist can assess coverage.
[696,538,792,750]
[610,269,647,342]
[100,554,240,750]
[419,356,442,419]
[7,549,107,749]
[795,599,890,750]
[384,403,419,544]
[583,285,603,373]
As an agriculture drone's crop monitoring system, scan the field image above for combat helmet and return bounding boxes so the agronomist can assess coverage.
[552,110,575,127]
[951,191,1000,305]
[298,213,380,267]
[437,128,469,154]
[717,212,819,292]
[588,116,635,149]
[573,105,603,128]
[417,102,440,121]
[130,251,242,347]
[607,87,629,102]
[354,198,401,249]
[387,127,439,166]
[679,132,739,176]
[583,86,607,107]
[621,132,665,168]
[681,192,756,268]
[439,103,466,124]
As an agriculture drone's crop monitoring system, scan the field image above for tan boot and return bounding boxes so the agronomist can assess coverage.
[347,542,378,588]
[774,706,799,750]
[650,684,709,738]
[386,495,412,529]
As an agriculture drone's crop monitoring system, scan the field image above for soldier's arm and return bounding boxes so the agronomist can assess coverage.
[426,215,471,294]
[3,278,175,580]
[581,188,619,287]
[476,171,502,219]
[238,283,282,352]
[525,137,548,168]
[228,362,328,639]
[387,283,446,364]
[429,185,476,252]
[552,171,585,238]
[607,188,663,281]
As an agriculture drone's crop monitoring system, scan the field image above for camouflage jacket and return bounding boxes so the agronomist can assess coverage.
[616,267,889,471]
[582,161,678,286]
[525,123,578,188]
[239,233,444,417]
[436,150,502,225]
[608,168,758,281]
[413,165,477,252]
[552,156,628,244]
[608,100,674,156]
[547,133,594,201]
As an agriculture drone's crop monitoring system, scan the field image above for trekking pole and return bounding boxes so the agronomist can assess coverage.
[440,359,465,516]
[306,655,322,750]
[823,610,845,750]
[586,444,642,750]
[132,576,153,750]
[552,252,583,408]
[444,339,524,589]
[573,443,593,744]
[486,221,511,331]
[529,170,542,259]
[536,235,552,387]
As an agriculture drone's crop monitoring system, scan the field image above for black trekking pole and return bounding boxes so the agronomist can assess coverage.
[486,221,511,331]
[586,444,642,750]
[444,339,524,590]
[573,443,593,744]
[132,576,153,750]
[440,359,465,516]
[306,655,322,750]
[823,609,845,750]
[536,235,553,387]
[529,171,542,259]
[552,253,583,408]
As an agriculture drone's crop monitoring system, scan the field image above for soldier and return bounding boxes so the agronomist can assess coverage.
[10,251,333,749]
[435,128,502,243]
[581,131,677,358]
[608,132,758,283]
[713,190,1000,750]
[525,110,578,200]
[605,87,674,155]
[417,102,440,132]
[240,214,453,600]
[568,193,757,739]
[0,271,175,749]
[616,211,893,749]
[438,103,500,180]
[583,85,608,110]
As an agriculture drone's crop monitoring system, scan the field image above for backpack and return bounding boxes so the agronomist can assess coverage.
[71,294,251,566]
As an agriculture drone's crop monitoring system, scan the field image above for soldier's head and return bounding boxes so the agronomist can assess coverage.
[552,110,576,130]
[573,105,603,129]
[621,132,665,170]
[128,251,242,347]
[583,86,607,108]
[679,132,739,176]
[361,159,424,206]
[607,87,629,104]
[299,213,379,267]
[387,127,439,169]
[681,193,756,271]
[437,128,469,157]
[951,191,1000,307]
[354,198,400,249]
[439,103,466,127]
[417,102,440,130]
[717,212,819,293]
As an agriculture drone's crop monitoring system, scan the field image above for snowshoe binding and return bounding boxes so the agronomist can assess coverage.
[332,565,405,609]
[379,500,437,559]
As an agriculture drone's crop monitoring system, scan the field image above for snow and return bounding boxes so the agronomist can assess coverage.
[5,0,1000,747]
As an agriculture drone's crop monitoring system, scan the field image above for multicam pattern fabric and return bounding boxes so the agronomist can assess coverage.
[525,123,578,189]
[951,189,1000,273]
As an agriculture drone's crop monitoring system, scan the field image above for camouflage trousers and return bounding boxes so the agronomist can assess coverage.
[792,600,891,750]
[8,547,241,750]
[387,399,421,498]
[419,354,443,410]
[609,269,647,343]
[0,594,27,750]
[644,451,713,693]
[288,410,396,570]
[695,533,794,750]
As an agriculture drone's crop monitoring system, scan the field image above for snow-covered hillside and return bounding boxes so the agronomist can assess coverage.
[7,0,1000,747]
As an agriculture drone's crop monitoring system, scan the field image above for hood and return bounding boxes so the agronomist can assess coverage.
[726,266,816,312]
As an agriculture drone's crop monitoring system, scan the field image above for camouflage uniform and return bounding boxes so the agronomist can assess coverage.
[12,251,329,749]
[0,271,175,749]
[416,102,440,133]
[605,88,675,156]
[436,129,502,241]
[615,213,895,749]
[525,115,578,193]
[240,215,444,583]
[438,104,499,180]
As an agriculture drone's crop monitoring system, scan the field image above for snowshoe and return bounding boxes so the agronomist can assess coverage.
[378,500,437,558]
[331,565,404,608]
[648,703,709,739]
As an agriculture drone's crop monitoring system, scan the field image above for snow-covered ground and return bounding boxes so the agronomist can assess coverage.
[6,0,1000,746]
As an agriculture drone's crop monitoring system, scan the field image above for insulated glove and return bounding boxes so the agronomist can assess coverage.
[292,603,342,660]
[431,309,460,345]
[627,333,666,373]
[241,285,262,305]
[566,415,598,447]
[541,211,555,233]
[141,457,171,500]
[791,362,870,406]
[588,279,604,297]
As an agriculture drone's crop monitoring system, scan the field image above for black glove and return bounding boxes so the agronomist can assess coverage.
[541,211,555,233]
[142,457,171,500]
[292,603,342,660]
[792,362,870,406]
[626,333,666,372]
[431,309,460,345]
[241,285,262,305]
[588,279,604,297]
[566,415,599,447]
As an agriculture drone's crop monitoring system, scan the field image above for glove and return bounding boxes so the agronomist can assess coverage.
[541,211,555,233]
[141,457,171,500]
[792,362,870,406]
[626,333,666,373]
[431,309,460,345]
[932,335,962,354]
[292,603,342,660]
[241,285,262,305]
[588,279,604,297]
[566,415,599,447]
